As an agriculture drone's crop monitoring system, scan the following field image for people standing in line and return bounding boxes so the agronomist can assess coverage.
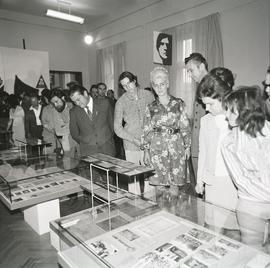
[49,88,78,157]
[184,53,208,177]
[41,89,56,154]
[89,84,99,99]
[7,94,25,146]
[25,93,43,140]
[107,89,117,106]
[114,71,154,194]
[69,85,115,157]
[143,67,191,197]
[97,82,108,99]
[196,67,238,232]
[221,86,270,249]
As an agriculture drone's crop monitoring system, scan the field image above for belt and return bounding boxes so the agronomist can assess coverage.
[153,127,180,135]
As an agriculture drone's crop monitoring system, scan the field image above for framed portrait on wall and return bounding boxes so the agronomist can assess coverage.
[153,31,172,65]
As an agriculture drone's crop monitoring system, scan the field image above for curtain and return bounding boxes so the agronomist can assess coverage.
[165,13,223,118]
[96,42,126,98]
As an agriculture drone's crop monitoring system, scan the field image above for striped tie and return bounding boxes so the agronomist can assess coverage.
[86,106,92,120]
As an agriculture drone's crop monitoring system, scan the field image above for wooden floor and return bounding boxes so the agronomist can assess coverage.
[0,195,93,268]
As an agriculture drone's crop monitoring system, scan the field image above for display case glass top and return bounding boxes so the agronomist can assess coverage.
[54,191,270,268]
[0,154,89,210]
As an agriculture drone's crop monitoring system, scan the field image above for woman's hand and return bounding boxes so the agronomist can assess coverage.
[184,148,190,159]
[195,182,204,194]
[133,137,141,147]
[143,150,151,166]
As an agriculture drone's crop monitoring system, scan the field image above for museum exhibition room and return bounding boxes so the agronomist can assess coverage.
[0,0,270,267]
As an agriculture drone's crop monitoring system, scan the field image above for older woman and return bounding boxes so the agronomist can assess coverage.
[221,86,270,248]
[143,67,191,196]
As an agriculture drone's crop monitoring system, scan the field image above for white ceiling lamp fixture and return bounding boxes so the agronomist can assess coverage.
[84,34,93,45]
[46,0,84,24]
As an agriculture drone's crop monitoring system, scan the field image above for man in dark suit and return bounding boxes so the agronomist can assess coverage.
[69,85,115,157]
[25,93,43,139]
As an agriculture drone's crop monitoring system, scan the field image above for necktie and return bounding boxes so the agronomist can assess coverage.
[86,106,92,120]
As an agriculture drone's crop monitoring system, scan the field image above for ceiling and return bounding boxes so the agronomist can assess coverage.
[0,0,162,30]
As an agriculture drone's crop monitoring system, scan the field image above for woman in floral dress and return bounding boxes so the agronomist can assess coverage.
[143,67,191,195]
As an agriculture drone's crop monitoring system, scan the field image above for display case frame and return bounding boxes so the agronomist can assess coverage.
[51,191,270,268]
[0,154,89,210]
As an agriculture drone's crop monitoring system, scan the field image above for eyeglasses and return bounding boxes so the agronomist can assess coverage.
[152,82,167,89]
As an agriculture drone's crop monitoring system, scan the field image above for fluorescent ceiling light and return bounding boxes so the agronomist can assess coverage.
[46,9,84,24]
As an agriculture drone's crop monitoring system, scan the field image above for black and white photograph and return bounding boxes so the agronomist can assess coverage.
[174,234,202,252]
[216,238,241,251]
[89,240,118,259]
[184,257,208,268]
[193,249,219,266]
[187,228,216,243]
[206,245,228,258]
[0,0,269,267]
[117,229,140,241]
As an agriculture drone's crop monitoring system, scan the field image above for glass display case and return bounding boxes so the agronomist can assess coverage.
[15,138,52,159]
[0,154,89,210]
[81,153,154,206]
[52,191,270,268]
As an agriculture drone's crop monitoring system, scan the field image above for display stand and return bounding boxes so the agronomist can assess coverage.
[16,138,51,160]
[24,199,60,235]
[81,153,154,206]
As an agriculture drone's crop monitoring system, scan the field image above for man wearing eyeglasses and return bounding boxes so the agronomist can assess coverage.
[114,71,154,195]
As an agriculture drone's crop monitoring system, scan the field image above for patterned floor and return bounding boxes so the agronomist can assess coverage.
[0,195,93,268]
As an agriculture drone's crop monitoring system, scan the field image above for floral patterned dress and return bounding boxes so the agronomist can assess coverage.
[142,95,191,186]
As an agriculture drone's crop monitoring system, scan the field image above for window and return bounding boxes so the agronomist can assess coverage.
[182,39,192,84]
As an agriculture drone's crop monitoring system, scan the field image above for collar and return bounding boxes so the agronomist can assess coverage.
[126,88,140,101]
[30,104,41,111]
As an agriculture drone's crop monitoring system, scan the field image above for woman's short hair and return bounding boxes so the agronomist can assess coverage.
[118,71,139,90]
[198,67,234,102]
[150,66,169,84]
[224,86,266,138]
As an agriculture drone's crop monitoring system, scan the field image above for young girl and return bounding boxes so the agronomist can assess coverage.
[221,86,270,248]
[196,67,238,231]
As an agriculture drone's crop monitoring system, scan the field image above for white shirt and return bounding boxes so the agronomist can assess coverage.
[221,122,270,202]
[214,114,230,177]
[30,105,42,125]
[84,97,93,114]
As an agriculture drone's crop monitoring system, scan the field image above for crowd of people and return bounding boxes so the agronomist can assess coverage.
[1,52,270,249]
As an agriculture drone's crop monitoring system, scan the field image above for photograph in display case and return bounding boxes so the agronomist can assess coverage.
[89,240,118,259]
[184,257,208,268]
[0,171,89,210]
[205,244,228,258]
[187,228,216,243]
[192,249,219,266]
[174,234,202,253]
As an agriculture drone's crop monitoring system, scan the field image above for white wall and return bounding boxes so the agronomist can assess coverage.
[0,47,49,94]
[221,0,270,87]
[0,0,269,91]
[0,9,95,88]
[90,0,270,90]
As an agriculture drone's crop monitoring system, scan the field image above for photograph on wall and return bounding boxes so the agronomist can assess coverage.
[153,31,172,66]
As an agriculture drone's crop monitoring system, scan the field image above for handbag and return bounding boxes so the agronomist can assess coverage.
[183,156,197,197]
